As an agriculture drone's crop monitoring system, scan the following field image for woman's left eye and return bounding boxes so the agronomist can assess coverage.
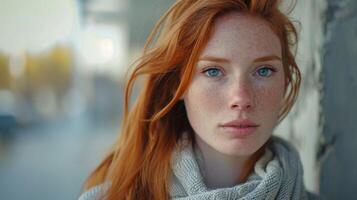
[203,68,223,77]
[256,66,276,77]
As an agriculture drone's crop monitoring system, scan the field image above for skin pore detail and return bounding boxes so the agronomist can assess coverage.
[183,12,285,189]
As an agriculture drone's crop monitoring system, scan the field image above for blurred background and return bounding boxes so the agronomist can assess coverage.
[0,0,356,199]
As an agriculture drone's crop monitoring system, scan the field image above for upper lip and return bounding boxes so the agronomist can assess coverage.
[220,119,259,128]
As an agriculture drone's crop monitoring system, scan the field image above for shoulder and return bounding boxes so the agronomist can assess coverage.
[78,184,109,200]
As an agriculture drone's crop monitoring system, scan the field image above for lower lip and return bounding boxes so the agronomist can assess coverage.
[220,126,258,138]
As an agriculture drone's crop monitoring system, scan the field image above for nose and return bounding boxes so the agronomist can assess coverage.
[228,76,254,111]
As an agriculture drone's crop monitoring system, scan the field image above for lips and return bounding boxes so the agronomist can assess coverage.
[220,119,259,128]
[220,119,259,137]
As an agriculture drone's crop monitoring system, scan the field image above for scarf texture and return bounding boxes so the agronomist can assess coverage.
[170,136,309,200]
[78,137,316,200]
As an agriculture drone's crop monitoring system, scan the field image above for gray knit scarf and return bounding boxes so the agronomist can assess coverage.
[170,136,309,200]
[78,137,312,200]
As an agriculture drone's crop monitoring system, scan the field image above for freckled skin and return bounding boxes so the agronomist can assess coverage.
[183,13,285,158]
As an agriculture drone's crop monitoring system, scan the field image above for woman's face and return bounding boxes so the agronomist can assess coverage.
[183,12,285,157]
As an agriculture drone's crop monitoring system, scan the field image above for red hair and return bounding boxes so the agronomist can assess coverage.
[83,0,300,199]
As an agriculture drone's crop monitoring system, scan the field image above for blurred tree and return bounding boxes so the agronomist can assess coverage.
[0,53,10,89]
[46,45,73,97]
[19,45,74,119]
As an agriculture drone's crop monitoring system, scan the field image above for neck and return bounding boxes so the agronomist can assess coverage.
[194,137,251,189]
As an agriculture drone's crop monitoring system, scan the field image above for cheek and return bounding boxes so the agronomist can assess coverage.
[184,79,225,133]
[254,82,285,116]
[185,80,224,113]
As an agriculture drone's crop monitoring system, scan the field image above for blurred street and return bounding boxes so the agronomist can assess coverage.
[0,118,118,200]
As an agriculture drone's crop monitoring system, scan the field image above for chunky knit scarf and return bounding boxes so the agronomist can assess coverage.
[170,136,309,200]
[78,137,313,200]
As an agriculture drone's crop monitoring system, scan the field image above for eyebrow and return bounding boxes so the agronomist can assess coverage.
[253,55,281,62]
[198,55,282,63]
[198,56,230,63]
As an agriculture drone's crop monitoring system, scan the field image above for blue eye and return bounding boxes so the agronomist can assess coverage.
[204,68,223,77]
[257,67,275,77]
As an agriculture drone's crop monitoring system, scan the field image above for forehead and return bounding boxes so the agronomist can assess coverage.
[200,12,282,60]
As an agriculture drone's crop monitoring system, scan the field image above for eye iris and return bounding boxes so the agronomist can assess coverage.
[207,69,220,77]
[258,68,270,77]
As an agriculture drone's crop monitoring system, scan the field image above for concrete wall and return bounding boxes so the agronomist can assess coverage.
[278,0,357,198]
[320,0,357,199]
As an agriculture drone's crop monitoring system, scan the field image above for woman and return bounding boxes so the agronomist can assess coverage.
[79,0,317,199]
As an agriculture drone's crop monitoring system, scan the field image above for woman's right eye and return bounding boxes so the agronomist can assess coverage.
[203,68,223,78]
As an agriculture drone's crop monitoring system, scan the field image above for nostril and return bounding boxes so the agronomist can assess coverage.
[230,103,252,110]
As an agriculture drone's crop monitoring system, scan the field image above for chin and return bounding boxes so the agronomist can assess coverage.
[216,138,266,157]
[216,145,260,157]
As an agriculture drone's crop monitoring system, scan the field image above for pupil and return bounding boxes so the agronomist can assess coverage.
[259,68,268,76]
[209,69,219,76]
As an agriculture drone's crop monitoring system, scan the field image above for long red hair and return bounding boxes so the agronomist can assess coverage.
[83,0,300,199]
